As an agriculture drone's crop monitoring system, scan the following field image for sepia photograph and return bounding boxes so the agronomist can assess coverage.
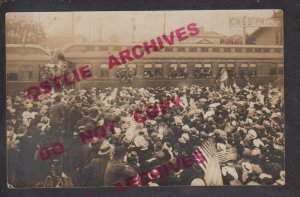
[5,10,284,189]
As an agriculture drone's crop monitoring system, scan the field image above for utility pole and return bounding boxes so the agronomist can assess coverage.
[164,11,166,35]
[132,12,135,43]
[71,13,74,42]
[242,26,246,45]
[89,13,91,42]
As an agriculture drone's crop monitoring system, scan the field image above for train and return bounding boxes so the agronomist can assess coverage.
[6,43,284,95]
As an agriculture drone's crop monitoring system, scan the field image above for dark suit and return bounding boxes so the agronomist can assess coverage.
[104,159,137,186]
[83,156,110,186]
[67,106,83,136]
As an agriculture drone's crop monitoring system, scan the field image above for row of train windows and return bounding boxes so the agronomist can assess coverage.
[76,46,282,53]
[7,71,31,81]
[98,63,283,78]
[164,47,282,53]
[129,47,281,53]
[6,64,283,81]
[98,63,282,70]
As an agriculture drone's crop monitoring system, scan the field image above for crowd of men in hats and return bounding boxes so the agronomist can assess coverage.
[39,63,70,82]
[6,17,47,47]
[7,81,285,187]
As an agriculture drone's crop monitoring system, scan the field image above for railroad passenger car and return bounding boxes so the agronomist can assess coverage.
[61,42,284,88]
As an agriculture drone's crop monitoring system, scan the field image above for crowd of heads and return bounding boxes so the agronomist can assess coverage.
[7,81,285,187]
[39,62,71,81]
[6,18,47,46]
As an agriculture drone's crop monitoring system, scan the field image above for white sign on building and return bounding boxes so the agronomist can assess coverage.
[229,16,281,27]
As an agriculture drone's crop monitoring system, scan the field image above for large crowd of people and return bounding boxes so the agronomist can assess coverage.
[6,81,285,188]
[6,18,47,46]
[39,62,72,82]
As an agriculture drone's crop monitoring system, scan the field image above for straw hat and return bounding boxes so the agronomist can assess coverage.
[242,162,253,173]
[253,139,264,148]
[191,178,205,186]
[22,111,32,119]
[98,141,113,155]
[182,125,190,132]
[133,135,146,147]
[248,129,257,139]
[222,166,238,180]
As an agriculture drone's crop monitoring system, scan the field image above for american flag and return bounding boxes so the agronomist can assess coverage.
[217,147,238,164]
[197,138,223,185]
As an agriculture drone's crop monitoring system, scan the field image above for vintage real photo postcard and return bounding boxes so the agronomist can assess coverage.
[5,10,284,189]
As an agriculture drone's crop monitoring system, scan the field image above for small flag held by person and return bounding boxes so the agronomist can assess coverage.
[219,68,229,82]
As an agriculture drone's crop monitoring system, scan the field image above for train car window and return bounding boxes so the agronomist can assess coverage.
[99,46,108,51]
[213,48,220,52]
[263,48,270,52]
[127,64,137,75]
[179,64,188,79]
[127,64,137,77]
[100,64,108,68]
[227,64,235,79]
[178,47,185,52]
[190,47,197,52]
[154,64,163,77]
[7,73,18,81]
[170,64,179,79]
[255,48,262,52]
[224,48,231,52]
[202,64,212,78]
[270,64,278,76]
[116,66,127,79]
[201,48,209,52]
[165,47,172,52]
[274,48,281,53]
[235,48,242,52]
[144,64,153,77]
[278,64,284,75]
[116,64,136,80]
[108,46,114,51]
[114,46,122,51]
[249,64,257,77]
[144,64,152,68]
[86,46,94,51]
[128,64,136,68]
[240,63,256,78]
[7,65,18,81]
[194,64,203,78]
[246,48,253,52]
[100,64,109,78]
[240,64,248,79]
[218,64,235,79]
[22,71,33,81]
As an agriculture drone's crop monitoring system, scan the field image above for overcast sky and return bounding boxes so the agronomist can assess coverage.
[7,10,280,43]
